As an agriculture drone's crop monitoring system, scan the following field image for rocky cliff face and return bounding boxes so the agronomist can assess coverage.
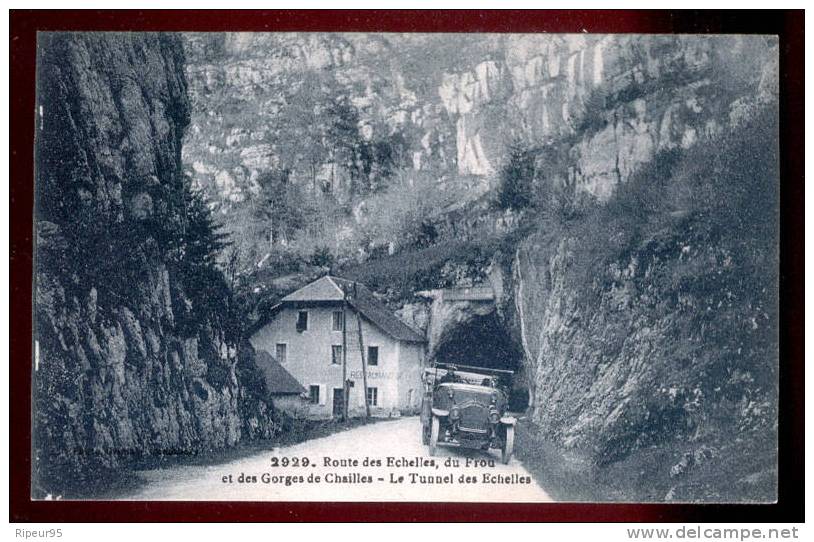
[507,102,779,499]
[181,34,777,263]
[33,33,277,495]
[182,33,458,210]
[439,35,778,198]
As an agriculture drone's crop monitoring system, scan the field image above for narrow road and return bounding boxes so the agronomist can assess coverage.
[125,417,552,502]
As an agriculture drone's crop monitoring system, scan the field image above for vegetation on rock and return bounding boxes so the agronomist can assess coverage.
[512,104,778,501]
[33,33,279,496]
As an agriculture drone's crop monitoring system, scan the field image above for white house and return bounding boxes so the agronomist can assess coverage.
[249,276,427,418]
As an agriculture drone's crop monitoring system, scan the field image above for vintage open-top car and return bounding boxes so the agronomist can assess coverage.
[420,363,516,464]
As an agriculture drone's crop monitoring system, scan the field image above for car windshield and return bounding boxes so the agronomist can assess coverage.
[437,382,494,394]
[425,368,501,386]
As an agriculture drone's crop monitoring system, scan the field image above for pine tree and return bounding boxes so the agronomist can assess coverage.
[170,183,237,343]
[497,142,536,211]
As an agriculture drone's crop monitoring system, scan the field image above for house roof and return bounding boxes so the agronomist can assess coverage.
[256,275,426,343]
[280,275,347,303]
[331,276,426,343]
[255,350,306,396]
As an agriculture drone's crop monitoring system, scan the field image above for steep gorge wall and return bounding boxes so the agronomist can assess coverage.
[191,34,757,206]
[181,34,778,266]
[439,35,778,199]
[182,33,457,210]
[33,33,277,495]
[399,40,780,487]
[506,102,779,499]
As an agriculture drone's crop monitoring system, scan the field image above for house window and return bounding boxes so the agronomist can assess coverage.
[309,385,320,405]
[366,387,378,407]
[275,343,287,364]
[367,346,379,366]
[332,311,344,332]
[296,311,308,332]
[331,345,343,365]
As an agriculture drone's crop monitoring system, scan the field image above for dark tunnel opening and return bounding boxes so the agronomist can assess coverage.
[432,312,529,411]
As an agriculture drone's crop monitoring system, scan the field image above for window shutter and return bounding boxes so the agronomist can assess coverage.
[319,384,327,406]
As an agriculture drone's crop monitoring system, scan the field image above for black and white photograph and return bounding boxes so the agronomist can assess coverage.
[29,27,782,506]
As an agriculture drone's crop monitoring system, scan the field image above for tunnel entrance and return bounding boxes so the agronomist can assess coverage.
[431,311,529,411]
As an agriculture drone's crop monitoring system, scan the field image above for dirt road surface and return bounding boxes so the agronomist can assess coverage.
[125,417,552,502]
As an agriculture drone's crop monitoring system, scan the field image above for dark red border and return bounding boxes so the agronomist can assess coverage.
[10,10,804,523]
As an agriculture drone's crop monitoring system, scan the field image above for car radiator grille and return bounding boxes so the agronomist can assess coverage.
[458,404,489,433]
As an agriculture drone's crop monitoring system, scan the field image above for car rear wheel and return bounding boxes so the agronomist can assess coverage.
[501,425,514,465]
[428,416,440,456]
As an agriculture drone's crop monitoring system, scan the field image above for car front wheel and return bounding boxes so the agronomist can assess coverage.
[428,416,440,456]
[501,425,514,465]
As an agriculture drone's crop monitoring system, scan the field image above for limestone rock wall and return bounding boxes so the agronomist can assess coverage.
[438,35,778,199]
[33,33,278,494]
[182,33,457,210]
[181,33,777,265]
[505,102,779,498]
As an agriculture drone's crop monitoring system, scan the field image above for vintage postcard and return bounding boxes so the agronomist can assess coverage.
[31,31,779,504]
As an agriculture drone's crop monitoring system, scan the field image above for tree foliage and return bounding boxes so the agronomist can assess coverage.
[252,169,316,246]
[169,185,241,344]
[496,141,537,211]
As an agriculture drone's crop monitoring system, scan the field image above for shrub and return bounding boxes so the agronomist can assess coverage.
[355,170,466,251]
[559,102,778,317]
[495,142,536,211]
[309,246,335,268]
[575,86,610,137]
